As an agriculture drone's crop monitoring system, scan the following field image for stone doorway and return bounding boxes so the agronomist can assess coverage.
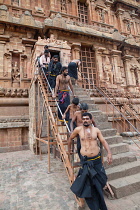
[80,46,97,88]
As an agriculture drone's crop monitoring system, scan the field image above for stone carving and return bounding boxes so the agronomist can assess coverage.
[11,88,17,97]
[22,89,28,97]
[11,62,20,82]
[0,5,8,21]
[36,36,71,49]
[103,56,114,84]
[5,89,11,97]
[61,0,67,12]
[0,88,29,97]
[17,89,23,97]
[19,11,37,27]
[12,9,20,18]
[0,87,5,96]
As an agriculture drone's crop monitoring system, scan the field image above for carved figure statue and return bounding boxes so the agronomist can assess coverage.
[11,62,20,82]
[61,0,67,12]
[103,57,114,84]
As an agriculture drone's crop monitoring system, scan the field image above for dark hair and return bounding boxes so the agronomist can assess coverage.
[80,103,88,110]
[82,112,92,119]
[44,49,49,53]
[44,45,48,49]
[53,55,59,58]
[61,66,68,73]
[72,97,79,105]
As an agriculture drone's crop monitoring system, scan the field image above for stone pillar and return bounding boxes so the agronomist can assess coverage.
[87,0,92,24]
[0,41,5,76]
[71,43,81,60]
[90,1,96,21]
[122,55,133,87]
[130,68,136,86]
[50,0,55,11]
[105,3,112,25]
[4,52,11,78]
[95,47,106,86]
[115,9,124,32]
[111,50,122,84]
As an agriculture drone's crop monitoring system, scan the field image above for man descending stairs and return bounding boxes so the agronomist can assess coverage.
[73,85,140,199]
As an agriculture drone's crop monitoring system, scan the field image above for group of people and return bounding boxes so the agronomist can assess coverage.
[38,45,81,90]
[37,45,113,210]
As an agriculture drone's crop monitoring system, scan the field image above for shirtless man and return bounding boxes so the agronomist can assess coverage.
[69,112,112,210]
[53,66,75,121]
[70,103,96,158]
[70,102,96,131]
[62,97,80,129]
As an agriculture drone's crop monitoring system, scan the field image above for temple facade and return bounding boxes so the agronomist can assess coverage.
[0,0,140,151]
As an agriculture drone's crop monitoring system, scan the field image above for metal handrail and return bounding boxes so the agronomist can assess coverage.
[78,71,140,135]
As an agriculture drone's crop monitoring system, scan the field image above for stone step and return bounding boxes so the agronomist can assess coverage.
[103,143,129,155]
[105,135,123,145]
[88,104,98,110]
[96,122,112,130]
[90,110,103,116]
[101,128,117,137]
[109,173,140,198]
[106,161,140,181]
[104,152,137,169]
[80,99,95,104]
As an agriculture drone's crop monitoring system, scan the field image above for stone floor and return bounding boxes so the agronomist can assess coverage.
[0,143,140,210]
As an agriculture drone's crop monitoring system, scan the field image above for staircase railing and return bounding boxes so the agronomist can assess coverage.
[97,87,140,123]
[31,65,84,207]
[77,71,140,149]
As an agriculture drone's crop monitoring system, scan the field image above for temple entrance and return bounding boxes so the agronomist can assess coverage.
[80,46,97,89]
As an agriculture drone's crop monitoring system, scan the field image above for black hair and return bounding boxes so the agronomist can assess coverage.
[72,97,79,105]
[82,112,92,120]
[44,45,48,49]
[61,66,68,73]
[53,55,59,58]
[80,103,88,110]
[44,49,49,53]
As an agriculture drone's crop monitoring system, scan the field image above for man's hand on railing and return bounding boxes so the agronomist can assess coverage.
[52,94,56,99]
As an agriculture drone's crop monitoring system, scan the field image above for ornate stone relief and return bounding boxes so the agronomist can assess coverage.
[36,36,71,50]
[102,56,114,84]
[0,5,42,29]
[0,87,28,97]
[11,61,20,82]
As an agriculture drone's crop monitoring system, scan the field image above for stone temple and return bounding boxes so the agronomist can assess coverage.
[0,0,140,152]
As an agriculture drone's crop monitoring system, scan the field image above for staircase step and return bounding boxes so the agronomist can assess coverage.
[101,128,117,137]
[106,161,140,181]
[105,135,122,145]
[104,152,137,169]
[80,99,95,104]
[109,173,140,198]
[90,110,103,116]
[104,143,129,155]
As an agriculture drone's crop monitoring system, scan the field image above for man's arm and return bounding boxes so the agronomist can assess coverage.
[70,113,77,132]
[53,75,60,98]
[62,105,70,119]
[68,127,79,153]
[97,128,112,164]
[69,77,75,97]
[39,55,43,66]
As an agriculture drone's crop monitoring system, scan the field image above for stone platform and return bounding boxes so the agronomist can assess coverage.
[0,148,140,210]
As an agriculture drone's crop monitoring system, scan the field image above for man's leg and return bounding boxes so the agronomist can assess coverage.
[85,186,100,210]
